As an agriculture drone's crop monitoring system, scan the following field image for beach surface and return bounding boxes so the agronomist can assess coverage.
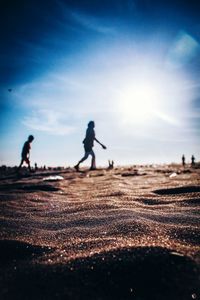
[0,165,200,300]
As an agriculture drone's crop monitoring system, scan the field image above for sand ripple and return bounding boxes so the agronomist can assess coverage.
[0,166,200,299]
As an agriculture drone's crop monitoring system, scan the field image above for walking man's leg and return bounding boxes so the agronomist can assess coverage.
[90,150,96,170]
[17,158,24,171]
[74,152,89,171]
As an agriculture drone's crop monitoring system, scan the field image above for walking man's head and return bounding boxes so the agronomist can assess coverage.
[88,121,95,128]
[28,135,34,142]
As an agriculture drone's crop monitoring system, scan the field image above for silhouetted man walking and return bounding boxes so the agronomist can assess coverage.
[74,121,106,171]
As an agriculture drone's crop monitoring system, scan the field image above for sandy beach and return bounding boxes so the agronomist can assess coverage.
[0,165,199,299]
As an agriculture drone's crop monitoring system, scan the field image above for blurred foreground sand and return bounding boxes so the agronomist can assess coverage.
[0,165,199,299]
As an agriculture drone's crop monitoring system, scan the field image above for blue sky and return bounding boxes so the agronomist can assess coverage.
[0,0,200,166]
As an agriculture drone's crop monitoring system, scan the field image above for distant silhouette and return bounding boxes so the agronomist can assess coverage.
[108,160,114,169]
[8,89,12,92]
[74,121,106,171]
[18,135,34,172]
[34,163,38,171]
[182,154,185,167]
[191,155,195,166]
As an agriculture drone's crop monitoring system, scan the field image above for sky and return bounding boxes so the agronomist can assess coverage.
[0,0,200,167]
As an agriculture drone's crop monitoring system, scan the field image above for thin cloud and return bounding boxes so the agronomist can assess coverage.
[57,0,116,34]
[153,109,181,126]
[69,10,116,34]
[23,109,75,135]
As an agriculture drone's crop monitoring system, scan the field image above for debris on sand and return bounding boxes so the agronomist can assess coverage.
[43,175,64,181]
[169,172,177,178]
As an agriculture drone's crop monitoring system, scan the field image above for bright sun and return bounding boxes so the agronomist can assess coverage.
[117,82,161,124]
[114,64,193,128]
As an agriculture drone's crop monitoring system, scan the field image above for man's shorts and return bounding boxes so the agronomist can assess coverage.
[84,146,93,152]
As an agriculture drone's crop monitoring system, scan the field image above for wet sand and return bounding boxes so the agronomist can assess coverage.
[0,165,200,299]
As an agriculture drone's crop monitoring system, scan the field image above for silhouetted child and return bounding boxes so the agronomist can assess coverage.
[191,155,195,166]
[18,135,34,172]
[74,121,106,171]
[182,154,185,167]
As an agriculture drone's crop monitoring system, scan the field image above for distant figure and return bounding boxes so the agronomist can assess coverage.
[191,155,195,166]
[108,160,114,169]
[74,121,106,171]
[34,163,38,171]
[18,135,34,172]
[8,89,12,92]
[182,154,185,167]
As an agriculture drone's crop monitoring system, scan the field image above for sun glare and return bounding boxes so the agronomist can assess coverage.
[117,82,161,124]
[114,64,193,128]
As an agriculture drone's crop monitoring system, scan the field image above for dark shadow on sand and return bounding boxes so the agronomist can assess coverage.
[0,246,199,300]
[183,198,200,205]
[0,240,52,266]
[169,228,200,246]
[0,183,60,192]
[153,185,200,195]
[121,172,139,177]
[140,198,170,205]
